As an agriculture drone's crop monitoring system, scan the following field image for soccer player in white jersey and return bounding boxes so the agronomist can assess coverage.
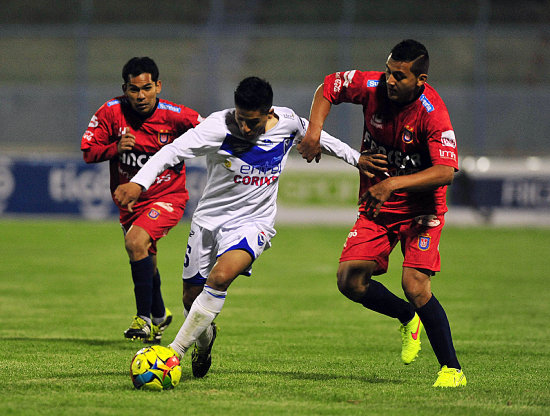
[114,77,362,378]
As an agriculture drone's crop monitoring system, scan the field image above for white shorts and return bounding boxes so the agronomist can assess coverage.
[182,221,276,285]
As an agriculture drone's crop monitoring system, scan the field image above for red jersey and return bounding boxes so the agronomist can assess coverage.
[81,97,202,212]
[324,70,459,215]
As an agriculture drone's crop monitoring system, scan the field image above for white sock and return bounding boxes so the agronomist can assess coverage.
[182,307,214,351]
[169,286,226,356]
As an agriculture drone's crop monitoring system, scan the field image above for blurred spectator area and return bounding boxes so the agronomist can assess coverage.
[1,0,549,156]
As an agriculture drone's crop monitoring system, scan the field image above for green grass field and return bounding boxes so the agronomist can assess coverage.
[1,219,549,415]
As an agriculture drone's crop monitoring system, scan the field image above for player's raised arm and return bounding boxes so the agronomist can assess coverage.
[297,84,332,163]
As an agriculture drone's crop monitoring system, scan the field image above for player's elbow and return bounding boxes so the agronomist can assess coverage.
[82,151,94,164]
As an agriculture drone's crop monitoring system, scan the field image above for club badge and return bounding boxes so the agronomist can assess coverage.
[147,208,161,220]
[418,233,431,251]
[402,126,414,144]
[257,231,266,247]
[158,130,172,145]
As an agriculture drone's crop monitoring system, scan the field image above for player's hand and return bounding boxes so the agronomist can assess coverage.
[114,182,142,213]
[297,129,322,163]
[359,178,395,219]
[117,127,136,153]
[357,150,389,178]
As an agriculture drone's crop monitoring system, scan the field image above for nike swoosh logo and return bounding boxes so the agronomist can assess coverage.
[411,320,421,340]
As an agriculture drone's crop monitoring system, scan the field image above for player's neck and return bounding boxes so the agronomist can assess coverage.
[265,113,279,133]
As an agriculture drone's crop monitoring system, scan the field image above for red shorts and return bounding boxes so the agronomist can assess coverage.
[340,212,445,275]
[119,195,187,255]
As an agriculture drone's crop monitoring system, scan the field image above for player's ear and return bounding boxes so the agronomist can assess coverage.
[417,73,428,87]
[122,83,127,93]
[155,80,162,93]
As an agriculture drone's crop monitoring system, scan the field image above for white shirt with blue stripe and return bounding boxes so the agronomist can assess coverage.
[131,106,360,231]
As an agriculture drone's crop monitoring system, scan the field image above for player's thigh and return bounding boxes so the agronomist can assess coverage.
[216,222,275,277]
[207,250,254,291]
[128,199,186,255]
[400,214,445,274]
[339,213,397,275]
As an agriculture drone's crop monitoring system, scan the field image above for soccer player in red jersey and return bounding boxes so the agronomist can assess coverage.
[298,40,466,387]
[81,57,202,344]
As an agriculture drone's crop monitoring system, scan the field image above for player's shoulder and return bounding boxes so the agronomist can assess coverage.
[272,106,306,129]
[157,99,202,124]
[157,99,189,114]
[330,70,383,86]
[417,84,449,116]
[273,106,298,120]
[99,96,124,110]
[94,96,125,118]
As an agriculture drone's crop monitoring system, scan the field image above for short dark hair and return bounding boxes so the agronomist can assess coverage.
[234,77,273,114]
[122,57,159,83]
[390,39,429,76]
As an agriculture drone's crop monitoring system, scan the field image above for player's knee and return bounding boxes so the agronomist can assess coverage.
[337,262,374,300]
[206,269,234,292]
[337,269,361,300]
[124,233,149,258]
[402,270,431,307]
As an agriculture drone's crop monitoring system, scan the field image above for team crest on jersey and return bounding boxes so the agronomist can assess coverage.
[257,231,266,247]
[418,234,431,251]
[148,208,161,220]
[402,126,414,144]
[158,130,172,145]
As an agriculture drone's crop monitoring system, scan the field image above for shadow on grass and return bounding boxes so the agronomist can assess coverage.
[219,369,404,384]
[0,336,131,347]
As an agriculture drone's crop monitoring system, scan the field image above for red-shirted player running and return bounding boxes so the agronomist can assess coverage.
[298,40,466,387]
[81,57,202,344]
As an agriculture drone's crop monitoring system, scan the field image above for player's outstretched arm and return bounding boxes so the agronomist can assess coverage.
[114,182,143,212]
[297,84,331,163]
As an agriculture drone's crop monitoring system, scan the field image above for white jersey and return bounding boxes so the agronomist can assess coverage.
[131,106,359,230]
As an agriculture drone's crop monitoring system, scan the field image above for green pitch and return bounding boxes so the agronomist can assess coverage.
[1,219,549,415]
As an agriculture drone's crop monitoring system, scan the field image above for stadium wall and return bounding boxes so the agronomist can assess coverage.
[2,155,549,227]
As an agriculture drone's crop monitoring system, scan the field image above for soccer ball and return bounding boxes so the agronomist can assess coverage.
[130,345,182,390]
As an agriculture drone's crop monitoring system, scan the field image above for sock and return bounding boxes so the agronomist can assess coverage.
[130,256,155,319]
[170,285,226,356]
[182,307,214,351]
[416,294,461,369]
[360,280,415,324]
[152,313,166,326]
[150,269,165,319]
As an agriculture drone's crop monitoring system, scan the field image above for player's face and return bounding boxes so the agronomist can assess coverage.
[234,107,273,140]
[385,57,427,104]
[123,73,162,116]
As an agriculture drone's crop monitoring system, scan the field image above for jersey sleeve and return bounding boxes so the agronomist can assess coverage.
[297,116,360,167]
[131,112,224,190]
[175,105,203,133]
[424,102,459,170]
[323,70,373,105]
[80,103,119,163]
